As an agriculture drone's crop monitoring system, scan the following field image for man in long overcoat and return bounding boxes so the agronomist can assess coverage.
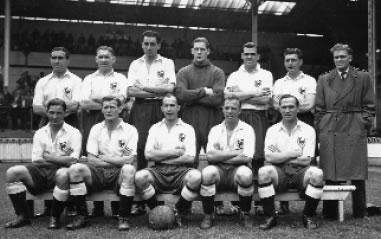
[315,43,375,219]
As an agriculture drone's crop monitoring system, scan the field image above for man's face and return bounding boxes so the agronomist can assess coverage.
[96,49,115,72]
[279,97,298,122]
[222,99,241,124]
[241,47,259,69]
[102,100,121,120]
[333,50,352,71]
[161,96,180,122]
[284,53,303,74]
[47,105,65,127]
[142,36,160,58]
[192,42,209,64]
[50,51,69,74]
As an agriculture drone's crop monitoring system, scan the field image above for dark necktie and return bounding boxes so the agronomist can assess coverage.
[340,71,346,80]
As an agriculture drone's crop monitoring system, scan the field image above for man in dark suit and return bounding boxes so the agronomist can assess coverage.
[315,43,375,219]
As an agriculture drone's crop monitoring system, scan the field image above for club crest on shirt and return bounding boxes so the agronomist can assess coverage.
[179,133,186,142]
[254,80,262,88]
[298,87,306,95]
[118,139,126,148]
[297,137,306,148]
[110,82,118,90]
[157,70,165,78]
[64,87,71,94]
[236,139,244,149]
[59,141,67,151]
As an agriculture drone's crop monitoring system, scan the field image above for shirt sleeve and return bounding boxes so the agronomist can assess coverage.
[126,126,138,156]
[144,126,157,153]
[197,67,225,106]
[224,73,236,93]
[264,127,276,157]
[165,59,176,85]
[184,126,196,157]
[127,60,139,85]
[175,68,206,103]
[272,79,281,96]
[71,76,83,102]
[305,76,317,95]
[301,127,316,158]
[32,80,45,106]
[242,125,255,159]
[86,125,99,156]
[206,127,218,153]
[79,76,92,102]
[69,129,82,160]
[31,131,44,162]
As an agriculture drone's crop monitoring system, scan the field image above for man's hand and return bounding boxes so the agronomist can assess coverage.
[204,87,214,96]
[121,147,132,156]
[134,82,145,91]
[174,146,186,156]
[62,147,74,156]
[288,147,303,158]
[257,87,271,97]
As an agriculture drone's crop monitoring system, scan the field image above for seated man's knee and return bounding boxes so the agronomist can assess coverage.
[135,170,150,187]
[201,166,219,184]
[186,169,202,188]
[6,165,27,182]
[308,167,324,184]
[258,165,274,183]
[55,168,69,182]
[235,166,253,186]
[121,164,136,176]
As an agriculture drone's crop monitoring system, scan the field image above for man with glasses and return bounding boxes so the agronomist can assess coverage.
[315,43,375,219]
[175,37,225,167]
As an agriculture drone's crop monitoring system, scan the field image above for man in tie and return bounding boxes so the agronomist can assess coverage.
[315,43,375,219]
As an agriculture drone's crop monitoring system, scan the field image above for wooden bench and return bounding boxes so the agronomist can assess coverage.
[26,185,355,222]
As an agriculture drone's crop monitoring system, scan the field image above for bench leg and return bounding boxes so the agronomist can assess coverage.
[338,201,344,222]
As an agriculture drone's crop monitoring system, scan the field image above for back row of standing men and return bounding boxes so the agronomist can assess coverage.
[6,30,375,230]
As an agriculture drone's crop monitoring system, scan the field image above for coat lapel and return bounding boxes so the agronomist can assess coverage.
[333,67,356,104]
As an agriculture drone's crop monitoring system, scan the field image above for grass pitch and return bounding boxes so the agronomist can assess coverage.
[0,163,381,239]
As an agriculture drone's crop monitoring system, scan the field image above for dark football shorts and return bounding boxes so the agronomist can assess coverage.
[214,164,248,191]
[274,164,309,192]
[26,164,63,195]
[86,164,121,194]
[145,164,191,194]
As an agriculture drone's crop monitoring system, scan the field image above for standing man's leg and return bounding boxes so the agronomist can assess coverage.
[352,180,367,218]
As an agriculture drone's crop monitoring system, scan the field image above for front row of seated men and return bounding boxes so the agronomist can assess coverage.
[5,93,322,231]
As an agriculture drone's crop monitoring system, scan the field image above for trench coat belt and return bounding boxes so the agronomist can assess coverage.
[325,106,362,113]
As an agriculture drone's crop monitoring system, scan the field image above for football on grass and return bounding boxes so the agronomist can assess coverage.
[148,205,175,230]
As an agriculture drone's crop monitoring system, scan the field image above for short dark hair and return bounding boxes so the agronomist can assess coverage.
[142,30,161,43]
[51,47,70,59]
[330,43,353,55]
[224,95,241,108]
[193,37,210,49]
[96,46,115,56]
[279,94,300,107]
[102,96,122,107]
[242,42,257,52]
[162,93,178,105]
[283,48,303,60]
[46,98,67,111]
